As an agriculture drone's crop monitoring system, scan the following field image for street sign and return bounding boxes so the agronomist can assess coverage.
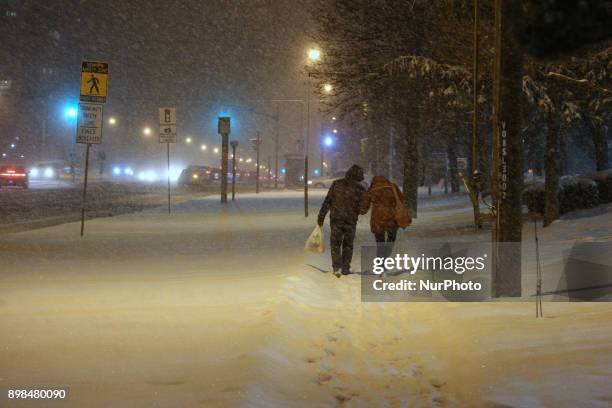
[159,125,177,143]
[159,107,177,143]
[218,117,230,135]
[76,103,103,144]
[457,157,468,170]
[80,61,108,103]
[159,107,176,125]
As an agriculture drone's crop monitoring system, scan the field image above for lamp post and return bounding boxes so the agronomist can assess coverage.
[305,47,321,217]
[230,140,239,201]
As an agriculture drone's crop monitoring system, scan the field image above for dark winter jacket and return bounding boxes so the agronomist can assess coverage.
[360,176,402,234]
[318,165,366,226]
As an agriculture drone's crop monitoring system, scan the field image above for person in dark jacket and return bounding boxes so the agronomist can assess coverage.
[360,175,402,259]
[318,165,366,277]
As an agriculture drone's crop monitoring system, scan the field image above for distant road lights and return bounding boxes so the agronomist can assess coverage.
[246,158,252,163]
[324,136,334,147]
[239,158,244,162]
[308,48,321,62]
[323,83,333,94]
[331,116,337,121]
[10,143,15,148]
[200,144,207,151]
[332,128,338,134]
[185,137,192,144]
[108,117,117,126]
[142,127,152,137]
[213,147,219,154]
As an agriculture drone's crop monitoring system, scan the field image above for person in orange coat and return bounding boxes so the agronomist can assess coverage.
[360,175,402,259]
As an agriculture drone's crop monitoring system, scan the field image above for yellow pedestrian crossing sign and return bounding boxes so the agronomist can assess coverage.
[80,61,108,103]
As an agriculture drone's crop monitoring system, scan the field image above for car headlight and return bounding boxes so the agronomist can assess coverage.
[30,168,39,177]
[44,167,54,178]
[113,166,121,176]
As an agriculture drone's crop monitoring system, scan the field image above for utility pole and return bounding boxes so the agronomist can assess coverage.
[230,140,238,201]
[305,74,311,217]
[471,0,482,230]
[267,156,272,182]
[250,132,262,194]
[275,106,279,189]
[218,117,231,205]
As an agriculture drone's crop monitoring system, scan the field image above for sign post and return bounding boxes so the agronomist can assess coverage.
[159,108,177,214]
[250,132,262,194]
[230,140,239,201]
[218,117,231,205]
[77,60,108,236]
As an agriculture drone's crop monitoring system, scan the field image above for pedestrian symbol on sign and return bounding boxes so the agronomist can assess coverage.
[88,74,100,95]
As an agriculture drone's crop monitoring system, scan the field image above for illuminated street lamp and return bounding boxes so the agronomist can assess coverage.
[332,128,338,134]
[213,147,219,154]
[185,137,192,144]
[307,48,321,62]
[323,83,333,94]
[143,127,152,136]
[108,117,117,126]
[201,144,207,151]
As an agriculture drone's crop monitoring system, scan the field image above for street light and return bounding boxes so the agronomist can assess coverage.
[108,117,117,125]
[323,83,333,93]
[185,137,192,144]
[201,144,207,151]
[213,147,219,154]
[308,48,321,62]
[143,127,152,136]
[332,128,338,134]
[304,47,322,217]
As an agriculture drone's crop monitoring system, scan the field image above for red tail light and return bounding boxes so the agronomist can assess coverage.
[1,172,26,177]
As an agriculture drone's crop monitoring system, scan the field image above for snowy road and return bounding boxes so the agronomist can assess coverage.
[1,191,611,407]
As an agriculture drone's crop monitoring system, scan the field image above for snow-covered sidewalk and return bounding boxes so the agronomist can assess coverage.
[1,191,610,407]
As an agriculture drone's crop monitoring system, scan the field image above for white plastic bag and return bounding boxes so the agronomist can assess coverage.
[304,225,325,253]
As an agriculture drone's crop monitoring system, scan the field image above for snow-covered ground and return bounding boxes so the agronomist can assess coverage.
[1,191,610,407]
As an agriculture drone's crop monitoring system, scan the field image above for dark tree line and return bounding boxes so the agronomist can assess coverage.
[308,0,611,296]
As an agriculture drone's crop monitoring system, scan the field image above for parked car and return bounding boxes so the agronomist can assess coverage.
[0,165,29,189]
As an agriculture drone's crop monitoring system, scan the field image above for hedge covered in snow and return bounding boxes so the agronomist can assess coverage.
[523,173,610,215]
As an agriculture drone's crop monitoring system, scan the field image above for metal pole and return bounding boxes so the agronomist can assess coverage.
[256,132,261,194]
[320,144,324,173]
[305,74,310,217]
[80,143,91,237]
[471,0,481,230]
[274,106,279,189]
[221,133,229,205]
[267,156,271,181]
[231,143,236,201]
[167,142,171,214]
